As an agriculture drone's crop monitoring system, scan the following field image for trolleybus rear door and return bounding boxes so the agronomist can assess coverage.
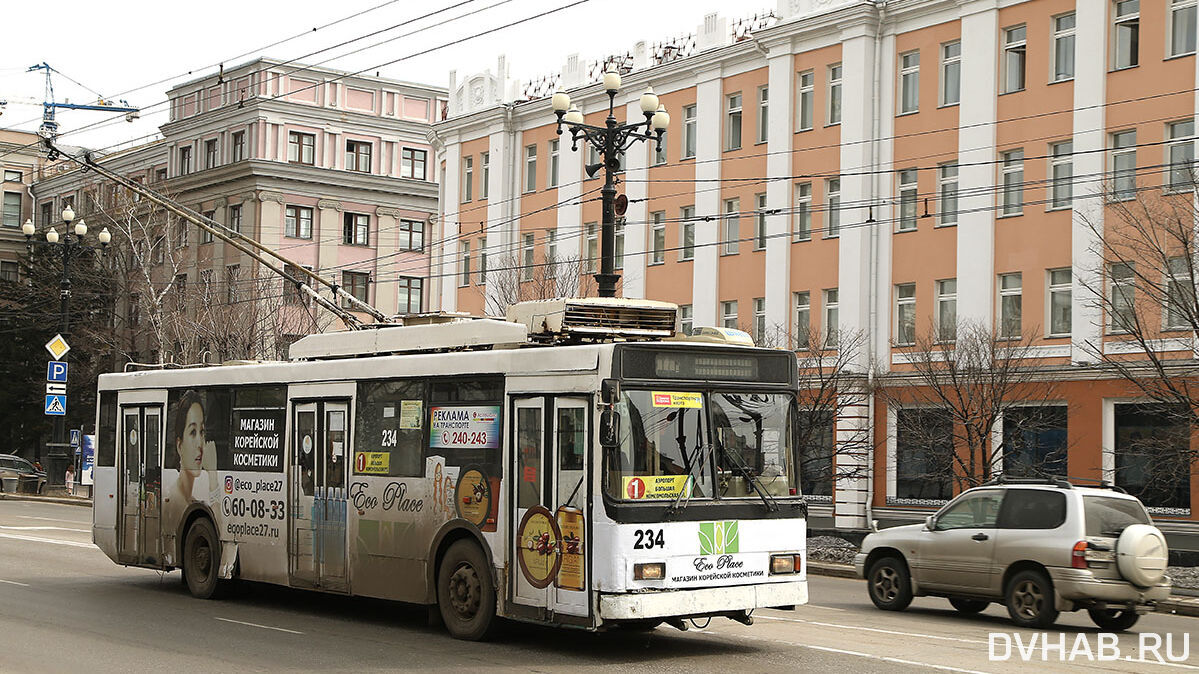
[118,404,163,566]
[288,398,350,591]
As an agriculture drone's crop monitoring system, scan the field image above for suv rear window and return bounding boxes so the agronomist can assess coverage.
[1084,495,1151,537]
[997,489,1067,529]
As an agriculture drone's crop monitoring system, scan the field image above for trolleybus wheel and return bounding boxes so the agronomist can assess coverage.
[183,517,226,600]
[437,539,496,641]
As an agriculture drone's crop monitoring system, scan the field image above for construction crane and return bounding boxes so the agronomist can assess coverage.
[27,62,139,140]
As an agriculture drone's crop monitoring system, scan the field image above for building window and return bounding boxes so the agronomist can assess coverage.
[1111,130,1137,200]
[225,265,240,304]
[397,276,424,314]
[754,193,768,250]
[228,204,242,234]
[722,198,740,254]
[794,182,812,241]
[651,211,665,264]
[549,140,560,186]
[524,145,537,193]
[1166,257,1194,329]
[794,291,811,348]
[231,131,245,162]
[179,146,193,175]
[756,86,769,144]
[284,205,313,239]
[522,233,535,281]
[654,131,668,166]
[343,212,369,246]
[1114,403,1191,509]
[827,64,842,125]
[1109,262,1136,333]
[895,283,916,346]
[825,178,841,237]
[726,93,743,151]
[346,140,372,173]
[546,230,557,262]
[401,148,427,180]
[40,201,51,227]
[940,41,961,106]
[1049,141,1074,208]
[1167,120,1195,192]
[200,269,214,307]
[460,241,471,287]
[680,305,693,336]
[797,70,814,131]
[174,274,187,310]
[288,132,315,165]
[155,168,167,183]
[898,50,920,114]
[753,297,766,343]
[1053,13,1076,82]
[1,192,20,228]
[824,288,839,348]
[937,163,958,226]
[342,271,369,307]
[798,411,835,497]
[399,219,424,251]
[614,220,625,269]
[1113,0,1140,69]
[200,211,215,243]
[205,139,218,169]
[2,170,21,182]
[1003,25,1027,93]
[477,152,489,199]
[1172,0,1197,56]
[176,217,189,248]
[937,279,957,342]
[462,156,473,202]
[1002,406,1068,477]
[1001,149,1024,215]
[1048,268,1072,337]
[0,261,18,282]
[999,272,1023,338]
[680,206,695,260]
[682,105,697,158]
[478,236,488,284]
[585,223,598,273]
[898,169,918,231]
[896,408,954,501]
[721,300,739,329]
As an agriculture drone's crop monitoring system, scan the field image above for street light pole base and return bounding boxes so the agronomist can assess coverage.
[593,273,620,298]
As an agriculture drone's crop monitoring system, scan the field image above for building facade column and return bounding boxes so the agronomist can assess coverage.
[375,206,402,315]
[692,67,723,328]
[439,137,461,312]
[316,198,342,300]
[622,97,650,299]
[764,42,794,340]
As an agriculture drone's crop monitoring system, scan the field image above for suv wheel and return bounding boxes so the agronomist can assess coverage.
[1006,570,1059,628]
[867,556,912,611]
[949,598,989,614]
[1088,607,1140,631]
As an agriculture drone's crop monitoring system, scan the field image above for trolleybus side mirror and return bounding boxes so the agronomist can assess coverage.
[600,409,620,449]
[601,379,620,405]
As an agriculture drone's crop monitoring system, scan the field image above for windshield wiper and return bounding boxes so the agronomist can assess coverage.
[719,444,779,512]
[667,443,711,517]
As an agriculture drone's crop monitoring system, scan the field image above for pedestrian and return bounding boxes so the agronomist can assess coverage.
[65,464,75,496]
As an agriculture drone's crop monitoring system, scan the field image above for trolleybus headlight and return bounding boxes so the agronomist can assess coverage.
[771,554,802,575]
[633,562,665,580]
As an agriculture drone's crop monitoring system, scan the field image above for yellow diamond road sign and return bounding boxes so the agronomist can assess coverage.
[45,334,70,360]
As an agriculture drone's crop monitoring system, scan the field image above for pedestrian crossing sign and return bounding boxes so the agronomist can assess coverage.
[45,394,66,416]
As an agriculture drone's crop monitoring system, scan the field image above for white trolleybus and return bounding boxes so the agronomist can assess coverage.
[93,298,808,639]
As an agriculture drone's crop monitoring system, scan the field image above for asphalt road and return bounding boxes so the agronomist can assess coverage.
[1,499,1196,673]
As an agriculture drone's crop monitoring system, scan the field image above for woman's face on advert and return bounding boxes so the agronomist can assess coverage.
[178,402,206,471]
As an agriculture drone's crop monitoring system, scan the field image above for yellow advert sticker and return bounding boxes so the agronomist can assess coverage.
[651,391,702,408]
[354,451,390,474]
[623,475,692,500]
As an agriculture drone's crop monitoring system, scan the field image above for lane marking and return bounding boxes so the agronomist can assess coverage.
[755,614,986,644]
[18,516,89,525]
[0,579,30,587]
[790,603,846,612]
[215,617,304,635]
[0,532,96,549]
[698,628,990,673]
[0,526,89,533]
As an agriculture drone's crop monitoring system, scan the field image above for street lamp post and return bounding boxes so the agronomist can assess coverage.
[22,207,110,486]
[552,68,669,298]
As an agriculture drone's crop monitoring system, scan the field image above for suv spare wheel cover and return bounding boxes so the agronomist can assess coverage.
[1116,524,1168,587]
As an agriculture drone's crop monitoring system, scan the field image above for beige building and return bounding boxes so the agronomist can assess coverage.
[0,128,45,282]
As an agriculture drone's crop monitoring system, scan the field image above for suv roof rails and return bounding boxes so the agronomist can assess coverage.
[1064,476,1128,494]
[981,475,1073,489]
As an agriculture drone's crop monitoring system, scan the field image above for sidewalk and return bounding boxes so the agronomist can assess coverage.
[0,491,92,507]
[806,560,1199,618]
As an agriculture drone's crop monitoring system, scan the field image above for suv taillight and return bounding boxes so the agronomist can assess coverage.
[1071,540,1088,569]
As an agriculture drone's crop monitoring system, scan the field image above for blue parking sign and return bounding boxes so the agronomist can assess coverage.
[47,361,68,383]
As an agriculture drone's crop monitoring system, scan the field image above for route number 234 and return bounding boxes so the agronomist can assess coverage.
[633,528,665,550]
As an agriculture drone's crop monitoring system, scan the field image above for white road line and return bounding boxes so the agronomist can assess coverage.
[699,628,991,673]
[1122,657,1199,671]
[0,532,96,549]
[791,603,846,612]
[17,516,90,525]
[0,579,30,587]
[215,617,304,635]
[754,614,986,644]
[0,526,89,533]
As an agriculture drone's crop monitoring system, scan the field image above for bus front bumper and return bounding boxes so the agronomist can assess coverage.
[599,580,808,621]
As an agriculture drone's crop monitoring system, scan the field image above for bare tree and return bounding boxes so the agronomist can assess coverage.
[877,321,1061,497]
[480,252,595,316]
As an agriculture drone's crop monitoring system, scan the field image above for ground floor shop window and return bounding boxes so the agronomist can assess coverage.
[895,408,954,501]
[1002,405,1067,478]
[797,410,833,499]
[1114,403,1191,512]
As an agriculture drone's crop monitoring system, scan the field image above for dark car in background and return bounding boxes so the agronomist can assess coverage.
[0,454,47,494]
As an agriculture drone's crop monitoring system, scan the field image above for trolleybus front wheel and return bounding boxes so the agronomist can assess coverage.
[437,539,496,641]
[183,517,227,600]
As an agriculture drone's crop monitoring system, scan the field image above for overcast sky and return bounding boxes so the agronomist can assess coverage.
[1,0,760,151]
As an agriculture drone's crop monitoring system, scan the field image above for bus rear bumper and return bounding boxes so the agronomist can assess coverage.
[598,580,808,621]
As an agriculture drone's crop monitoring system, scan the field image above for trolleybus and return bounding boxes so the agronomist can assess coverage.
[93,298,808,639]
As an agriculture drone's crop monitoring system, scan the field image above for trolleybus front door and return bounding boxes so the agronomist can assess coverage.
[510,395,590,620]
[289,399,349,591]
[118,405,163,566]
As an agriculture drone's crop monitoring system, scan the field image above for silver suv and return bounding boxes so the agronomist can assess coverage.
[854,478,1171,630]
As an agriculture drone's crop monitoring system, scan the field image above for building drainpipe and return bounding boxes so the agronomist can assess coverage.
[864,0,889,528]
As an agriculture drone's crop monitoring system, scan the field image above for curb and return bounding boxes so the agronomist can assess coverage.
[805,560,1199,617]
[0,493,92,507]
